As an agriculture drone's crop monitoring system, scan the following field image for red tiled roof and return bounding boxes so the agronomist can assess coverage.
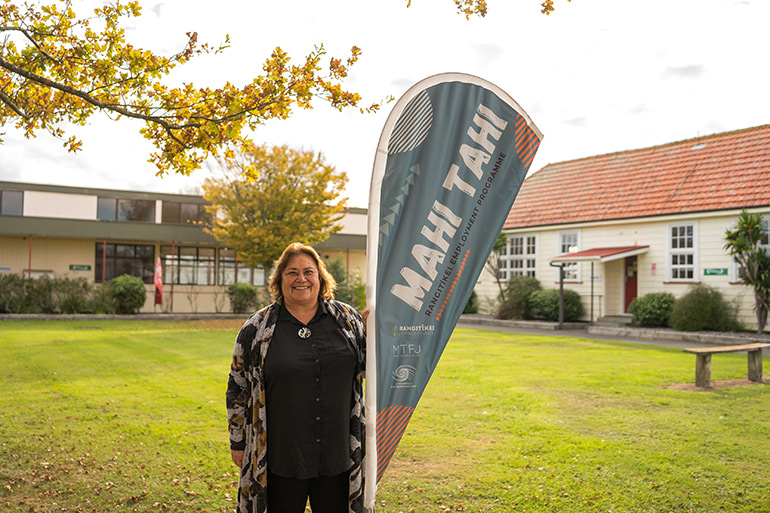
[505,124,770,229]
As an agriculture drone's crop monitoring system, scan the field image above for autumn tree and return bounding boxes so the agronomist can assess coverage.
[0,0,376,176]
[724,210,770,334]
[1,0,565,177]
[202,144,347,287]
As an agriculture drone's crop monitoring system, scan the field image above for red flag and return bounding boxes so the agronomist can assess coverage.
[154,256,163,305]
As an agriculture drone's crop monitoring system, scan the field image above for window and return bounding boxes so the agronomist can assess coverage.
[499,235,537,279]
[559,231,579,281]
[161,201,210,225]
[218,249,266,286]
[161,201,180,223]
[0,190,23,216]
[668,223,697,281]
[97,197,117,220]
[119,198,154,222]
[97,197,155,222]
[161,246,216,285]
[95,243,154,283]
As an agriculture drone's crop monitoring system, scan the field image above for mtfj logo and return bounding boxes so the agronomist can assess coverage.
[392,343,422,357]
[391,324,435,337]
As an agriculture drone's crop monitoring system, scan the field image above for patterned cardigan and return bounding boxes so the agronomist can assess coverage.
[226,299,367,513]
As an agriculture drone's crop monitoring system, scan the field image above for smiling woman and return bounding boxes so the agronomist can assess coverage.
[226,242,369,513]
[274,249,329,323]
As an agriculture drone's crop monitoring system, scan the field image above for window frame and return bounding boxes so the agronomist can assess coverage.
[666,221,698,282]
[218,248,266,287]
[161,200,210,225]
[0,189,24,216]
[557,230,580,282]
[97,196,155,223]
[161,245,217,286]
[94,242,155,284]
[498,233,538,280]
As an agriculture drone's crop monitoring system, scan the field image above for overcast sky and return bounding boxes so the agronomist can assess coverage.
[2,0,768,207]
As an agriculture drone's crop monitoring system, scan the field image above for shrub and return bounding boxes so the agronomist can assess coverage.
[0,274,58,313]
[325,255,346,288]
[0,273,29,313]
[496,275,541,319]
[669,284,741,332]
[529,288,585,322]
[88,284,115,314]
[336,272,367,311]
[346,274,367,311]
[227,282,260,313]
[54,277,93,314]
[628,292,675,327]
[0,274,125,314]
[325,255,366,311]
[25,274,57,313]
[463,290,479,314]
[107,274,147,314]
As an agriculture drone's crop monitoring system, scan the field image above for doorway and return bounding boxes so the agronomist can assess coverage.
[624,256,638,312]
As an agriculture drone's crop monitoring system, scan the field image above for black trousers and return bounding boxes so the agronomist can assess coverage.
[266,470,349,513]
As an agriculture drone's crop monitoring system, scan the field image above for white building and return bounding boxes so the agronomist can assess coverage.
[474,124,770,330]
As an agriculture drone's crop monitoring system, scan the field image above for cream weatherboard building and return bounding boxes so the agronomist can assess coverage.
[474,124,770,330]
[0,181,366,313]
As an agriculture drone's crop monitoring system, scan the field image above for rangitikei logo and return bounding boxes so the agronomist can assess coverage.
[392,365,416,383]
[391,323,435,336]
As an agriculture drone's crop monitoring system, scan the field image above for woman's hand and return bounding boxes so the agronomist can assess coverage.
[362,309,370,334]
[231,450,244,468]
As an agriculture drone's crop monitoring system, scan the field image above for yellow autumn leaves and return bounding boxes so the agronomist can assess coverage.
[0,1,379,177]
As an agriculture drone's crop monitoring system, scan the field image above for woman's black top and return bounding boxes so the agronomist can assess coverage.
[264,301,358,479]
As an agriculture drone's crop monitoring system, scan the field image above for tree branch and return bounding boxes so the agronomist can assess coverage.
[0,25,61,64]
[0,55,173,122]
[0,87,30,119]
[0,55,279,151]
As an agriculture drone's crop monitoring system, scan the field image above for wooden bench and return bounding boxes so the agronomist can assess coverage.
[683,343,770,388]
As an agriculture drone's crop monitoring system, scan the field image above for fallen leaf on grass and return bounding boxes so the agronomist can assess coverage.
[122,492,148,503]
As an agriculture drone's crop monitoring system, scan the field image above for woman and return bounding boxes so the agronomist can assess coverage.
[226,242,367,513]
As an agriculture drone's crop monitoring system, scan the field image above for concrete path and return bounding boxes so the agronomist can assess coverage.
[456,314,770,356]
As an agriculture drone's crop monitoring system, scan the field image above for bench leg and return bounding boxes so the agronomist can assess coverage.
[748,350,763,383]
[695,354,712,388]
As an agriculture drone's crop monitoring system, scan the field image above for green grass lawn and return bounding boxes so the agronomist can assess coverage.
[1,320,768,512]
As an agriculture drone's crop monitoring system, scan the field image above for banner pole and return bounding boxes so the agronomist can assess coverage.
[365,144,388,511]
[363,308,377,512]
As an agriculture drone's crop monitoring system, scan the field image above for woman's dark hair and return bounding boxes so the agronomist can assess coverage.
[269,242,337,302]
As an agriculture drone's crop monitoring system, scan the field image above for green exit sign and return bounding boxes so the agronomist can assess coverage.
[69,264,91,271]
[703,268,728,276]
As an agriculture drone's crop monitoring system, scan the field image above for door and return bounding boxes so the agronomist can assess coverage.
[624,256,638,312]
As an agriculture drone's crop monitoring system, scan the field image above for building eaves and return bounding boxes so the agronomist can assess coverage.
[0,216,218,244]
[0,180,209,203]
